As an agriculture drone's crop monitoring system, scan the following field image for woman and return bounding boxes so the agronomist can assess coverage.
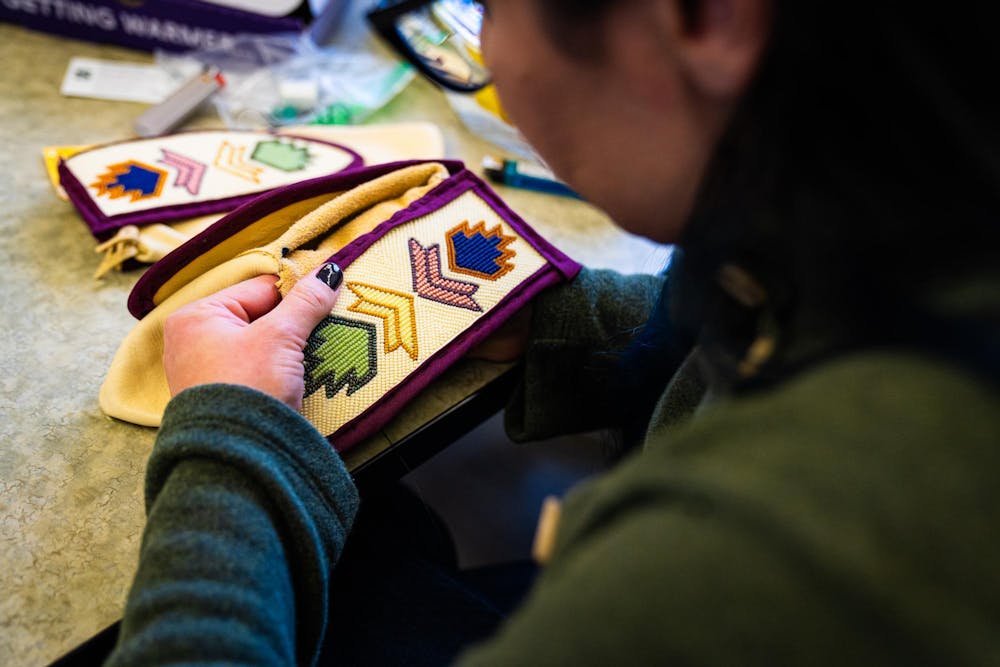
[107,0,999,664]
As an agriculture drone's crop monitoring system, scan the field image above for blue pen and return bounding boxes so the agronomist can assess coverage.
[482,156,581,199]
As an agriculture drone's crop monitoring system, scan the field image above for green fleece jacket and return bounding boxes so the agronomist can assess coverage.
[106,268,1000,666]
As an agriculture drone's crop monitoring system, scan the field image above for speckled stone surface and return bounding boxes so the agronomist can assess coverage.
[0,22,670,667]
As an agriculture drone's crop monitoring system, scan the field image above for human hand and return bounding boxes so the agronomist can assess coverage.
[163,262,343,411]
[467,304,533,363]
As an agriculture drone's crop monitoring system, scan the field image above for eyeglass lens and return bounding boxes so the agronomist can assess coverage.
[393,0,490,90]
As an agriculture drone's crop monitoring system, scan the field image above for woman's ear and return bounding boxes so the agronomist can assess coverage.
[675,0,773,100]
[603,0,771,109]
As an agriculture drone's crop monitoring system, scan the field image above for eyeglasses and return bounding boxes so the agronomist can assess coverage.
[367,0,491,93]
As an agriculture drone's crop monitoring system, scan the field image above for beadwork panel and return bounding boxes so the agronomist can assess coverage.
[61,130,360,221]
[302,189,548,441]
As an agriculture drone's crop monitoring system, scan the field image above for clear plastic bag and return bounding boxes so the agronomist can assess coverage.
[155,32,414,129]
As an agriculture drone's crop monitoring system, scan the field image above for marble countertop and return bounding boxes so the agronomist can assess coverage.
[0,22,670,666]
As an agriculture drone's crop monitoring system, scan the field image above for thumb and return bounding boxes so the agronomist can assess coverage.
[264,262,344,342]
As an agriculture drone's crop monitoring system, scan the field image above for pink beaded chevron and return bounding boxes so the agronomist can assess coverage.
[408,238,483,312]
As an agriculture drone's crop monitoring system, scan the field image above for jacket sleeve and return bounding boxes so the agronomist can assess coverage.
[105,384,359,667]
[453,460,900,667]
[505,267,667,442]
[454,497,890,666]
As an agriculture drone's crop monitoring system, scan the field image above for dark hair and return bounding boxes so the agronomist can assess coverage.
[547,1,1000,434]
[678,3,999,384]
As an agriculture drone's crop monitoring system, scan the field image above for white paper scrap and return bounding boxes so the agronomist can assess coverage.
[60,57,200,105]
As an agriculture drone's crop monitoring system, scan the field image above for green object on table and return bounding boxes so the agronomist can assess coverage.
[310,62,415,125]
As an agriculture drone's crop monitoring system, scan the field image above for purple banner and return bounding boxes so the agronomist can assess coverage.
[0,0,305,52]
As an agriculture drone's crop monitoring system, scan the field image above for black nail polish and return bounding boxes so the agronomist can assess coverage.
[316,262,343,291]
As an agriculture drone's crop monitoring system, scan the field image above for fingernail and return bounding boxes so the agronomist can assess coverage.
[316,262,343,291]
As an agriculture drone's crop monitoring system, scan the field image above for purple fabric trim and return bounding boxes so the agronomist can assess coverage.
[471,172,583,281]
[330,170,583,282]
[331,170,480,270]
[128,159,463,319]
[60,131,364,239]
[0,1,303,54]
[327,263,568,453]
